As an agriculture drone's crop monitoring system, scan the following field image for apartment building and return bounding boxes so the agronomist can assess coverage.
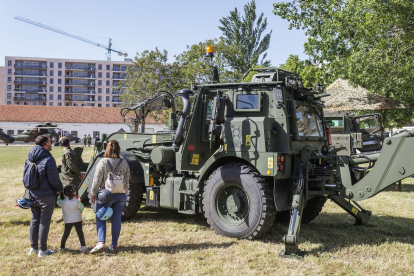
[0,56,132,107]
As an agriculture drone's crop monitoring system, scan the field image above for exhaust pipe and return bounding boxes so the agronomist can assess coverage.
[172,89,194,150]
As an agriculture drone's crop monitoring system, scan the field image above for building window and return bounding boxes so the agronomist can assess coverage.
[98,64,102,70]
[8,60,12,66]
[50,87,54,92]
[58,62,62,68]
[50,79,54,84]
[49,102,53,106]
[98,72,102,78]
[8,69,12,74]
[50,62,54,68]
[7,101,11,105]
[7,85,11,91]
[58,79,62,84]
[106,72,110,78]
[7,93,11,99]
[106,80,110,86]
[106,65,110,70]
[106,96,110,101]
[98,88,102,94]
[58,71,62,76]
[49,94,53,100]
[7,77,12,83]
[58,87,62,92]
[98,96,102,101]
[106,104,109,107]
[98,80,102,86]
[50,70,54,76]
[18,130,24,134]
[106,88,110,94]
[58,102,62,106]
[98,104,102,107]
[74,64,79,69]
[58,95,62,100]
[93,131,100,139]
[71,131,78,138]
[7,130,14,135]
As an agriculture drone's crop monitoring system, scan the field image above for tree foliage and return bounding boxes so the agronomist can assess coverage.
[273,0,414,127]
[121,48,183,106]
[279,54,320,88]
[175,38,243,85]
[219,0,272,73]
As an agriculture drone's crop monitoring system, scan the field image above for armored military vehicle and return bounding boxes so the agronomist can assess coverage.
[71,58,414,258]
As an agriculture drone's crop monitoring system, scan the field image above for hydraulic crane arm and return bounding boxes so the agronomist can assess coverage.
[120,92,177,133]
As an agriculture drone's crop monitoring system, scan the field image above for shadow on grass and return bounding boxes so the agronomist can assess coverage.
[120,242,235,254]
[265,212,414,256]
[0,220,31,227]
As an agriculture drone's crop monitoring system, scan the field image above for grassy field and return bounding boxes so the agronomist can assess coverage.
[0,146,413,276]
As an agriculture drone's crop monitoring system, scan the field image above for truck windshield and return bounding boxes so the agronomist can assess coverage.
[295,105,324,137]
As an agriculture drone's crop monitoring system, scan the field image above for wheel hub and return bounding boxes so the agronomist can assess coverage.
[215,183,250,225]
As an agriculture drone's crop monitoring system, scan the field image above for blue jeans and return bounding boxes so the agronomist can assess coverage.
[96,193,127,246]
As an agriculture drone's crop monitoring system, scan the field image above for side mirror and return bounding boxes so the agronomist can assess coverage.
[210,97,226,124]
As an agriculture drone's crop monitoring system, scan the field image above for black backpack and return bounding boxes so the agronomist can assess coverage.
[23,158,45,190]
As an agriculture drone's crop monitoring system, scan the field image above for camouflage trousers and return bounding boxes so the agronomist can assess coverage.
[62,176,82,189]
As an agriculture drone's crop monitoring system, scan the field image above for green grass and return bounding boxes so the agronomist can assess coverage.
[0,147,413,275]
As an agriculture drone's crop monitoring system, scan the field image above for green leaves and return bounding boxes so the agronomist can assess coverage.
[274,0,414,127]
[219,0,272,73]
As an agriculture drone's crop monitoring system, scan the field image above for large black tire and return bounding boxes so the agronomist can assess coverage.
[202,163,276,240]
[301,196,327,224]
[121,182,143,220]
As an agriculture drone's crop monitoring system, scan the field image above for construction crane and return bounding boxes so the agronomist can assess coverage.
[15,16,127,61]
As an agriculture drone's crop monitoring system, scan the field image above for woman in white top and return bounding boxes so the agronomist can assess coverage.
[90,140,130,254]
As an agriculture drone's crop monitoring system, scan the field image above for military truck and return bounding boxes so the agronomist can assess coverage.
[72,64,414,258]
[325,111,385,156]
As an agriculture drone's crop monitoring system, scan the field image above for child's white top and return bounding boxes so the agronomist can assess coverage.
[57,197,84,224]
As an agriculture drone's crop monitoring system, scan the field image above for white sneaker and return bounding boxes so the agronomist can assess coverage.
[108,245,117,252]
[89,242,105,254]
[79,246,88,253]
[38,249,56,257]
[28,248,38,255]
[60,247,70,252]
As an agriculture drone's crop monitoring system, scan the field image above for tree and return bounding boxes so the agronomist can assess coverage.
[219,0,272,73]
[279,54,321,88]
[175,38,243,85]
[273,0,414,127]
[120,48,184,124]
[121,48,183,105]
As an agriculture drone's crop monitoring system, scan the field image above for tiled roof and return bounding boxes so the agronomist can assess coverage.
[0,105,160,124]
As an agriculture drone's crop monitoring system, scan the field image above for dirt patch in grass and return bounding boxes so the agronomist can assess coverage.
[0,147,413,275]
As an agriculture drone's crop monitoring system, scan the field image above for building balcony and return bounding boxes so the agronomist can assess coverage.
[14,80,47,85]
[65,75,94,79]
[14,72,47,77]
[112,76,126,80]
[66,66,95,71]
[113,67,128,72]
[65,98,95,102]
[14,88,47,93]
[112,99,124,103]
[65,90,95,94]
[14,97,46,101]
[14,64,47,69]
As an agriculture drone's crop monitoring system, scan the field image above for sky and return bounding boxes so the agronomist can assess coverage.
[0,0,308,67]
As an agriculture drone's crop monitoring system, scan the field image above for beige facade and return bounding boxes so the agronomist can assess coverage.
[1,56,132,107]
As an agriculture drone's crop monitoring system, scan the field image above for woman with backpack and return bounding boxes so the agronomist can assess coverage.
[90,140,130,254]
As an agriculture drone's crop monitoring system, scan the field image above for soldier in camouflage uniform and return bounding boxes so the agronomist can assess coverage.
[87,134,92,147]
[82,135,87,147]
[55,136,84,223]
[59,136,84,188]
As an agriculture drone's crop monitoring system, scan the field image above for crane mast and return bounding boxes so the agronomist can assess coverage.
[15,16,127,61]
